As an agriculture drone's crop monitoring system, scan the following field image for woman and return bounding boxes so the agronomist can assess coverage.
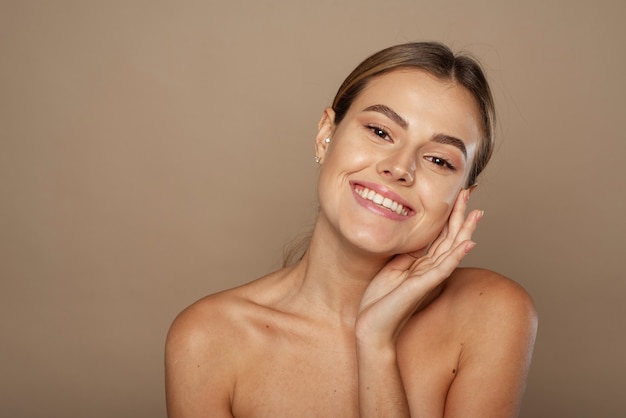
[165,42,537,417]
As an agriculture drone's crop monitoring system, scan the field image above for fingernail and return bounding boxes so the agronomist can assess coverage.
[464,189,470,203]
[465,241,477,254]
[476,210,484,222]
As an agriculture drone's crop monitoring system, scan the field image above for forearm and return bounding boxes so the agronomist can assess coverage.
[357,343,411,417]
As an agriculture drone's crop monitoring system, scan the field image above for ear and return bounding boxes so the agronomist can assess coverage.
[314,107,335,164]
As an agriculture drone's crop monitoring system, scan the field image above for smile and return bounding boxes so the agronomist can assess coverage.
[353,185,410,216]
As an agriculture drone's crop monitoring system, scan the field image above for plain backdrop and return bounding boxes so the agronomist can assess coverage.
[1,1,624,417]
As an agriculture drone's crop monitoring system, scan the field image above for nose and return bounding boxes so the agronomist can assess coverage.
[377,151,416,186]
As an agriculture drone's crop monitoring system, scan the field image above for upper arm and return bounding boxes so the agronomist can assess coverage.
[165,300,236,418]
[443,271,538,418]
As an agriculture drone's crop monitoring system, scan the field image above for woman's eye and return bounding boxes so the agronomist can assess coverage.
[367,125,392,142]
[425,156,456,171]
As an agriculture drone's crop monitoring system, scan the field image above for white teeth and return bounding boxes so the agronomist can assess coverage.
[356,186,409,216]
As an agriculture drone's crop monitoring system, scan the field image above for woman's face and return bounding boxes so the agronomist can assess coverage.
[315,69,482,256]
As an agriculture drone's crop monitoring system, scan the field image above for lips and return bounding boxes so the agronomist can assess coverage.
[353,184,411,216]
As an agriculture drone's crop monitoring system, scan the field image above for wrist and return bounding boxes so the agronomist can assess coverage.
[356,337,397,363]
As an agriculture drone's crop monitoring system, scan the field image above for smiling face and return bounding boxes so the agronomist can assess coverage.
[314,69,482,256]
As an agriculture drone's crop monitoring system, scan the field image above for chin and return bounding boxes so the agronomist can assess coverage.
[342,227,429,257]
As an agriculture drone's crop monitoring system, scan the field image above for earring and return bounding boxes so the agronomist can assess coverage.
[314,156,321,164]
[324,137,331,144]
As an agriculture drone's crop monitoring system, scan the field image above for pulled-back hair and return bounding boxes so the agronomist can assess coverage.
[331,42,495,187]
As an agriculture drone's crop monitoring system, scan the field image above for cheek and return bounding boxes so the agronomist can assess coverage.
[317,140,371,188]
[429,200,453,227]
[328,137,371,166]
[417,186,460,232]
[316,155,348,214]
[440,190,459,214]
[419,181,459,212]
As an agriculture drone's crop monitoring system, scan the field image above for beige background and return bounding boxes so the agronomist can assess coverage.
[1,1,624,417]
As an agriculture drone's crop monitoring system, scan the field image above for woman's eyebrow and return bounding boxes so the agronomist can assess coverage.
[363,104,468,160]
[433,133,467,159]
[363,104,408,129]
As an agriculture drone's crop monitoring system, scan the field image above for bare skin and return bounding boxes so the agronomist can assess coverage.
[165,69,537,417]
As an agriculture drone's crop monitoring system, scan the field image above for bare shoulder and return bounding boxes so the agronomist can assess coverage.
[166,288,246,361]
[168,282,252,334]
[419,268,538,417]
[400,267,537,353]
[166,271,285,367]
[164,289,243,417]
[397,268,537,417]
[445,267,538,331]
[166,267,291,350]
[165,271,286,417]
[403,268,537,418]
[447,267,536,303]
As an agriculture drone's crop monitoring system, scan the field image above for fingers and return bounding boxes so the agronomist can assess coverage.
[408,238,476,293]
[429,189,473,256]
[447,188,470,236]
[389,189,482,286]
[426,223,449,256]
[452,208,483,247]
[428,209,482,265]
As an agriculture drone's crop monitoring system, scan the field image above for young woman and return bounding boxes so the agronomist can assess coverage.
[165,42,537,417]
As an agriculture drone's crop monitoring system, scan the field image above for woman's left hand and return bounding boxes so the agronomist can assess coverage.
[355,189,484,348]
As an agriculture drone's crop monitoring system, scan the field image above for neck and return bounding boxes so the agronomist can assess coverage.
[289,219,393,326]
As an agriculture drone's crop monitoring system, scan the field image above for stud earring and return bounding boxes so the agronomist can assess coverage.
[314,156,321,164]
[324,137,331,144]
